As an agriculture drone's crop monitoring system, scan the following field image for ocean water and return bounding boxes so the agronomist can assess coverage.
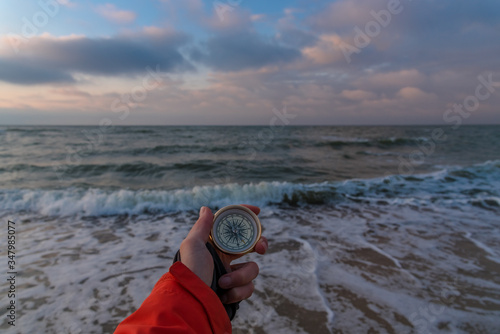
[0,125,499,333]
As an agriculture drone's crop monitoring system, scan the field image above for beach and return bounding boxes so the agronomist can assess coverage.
[1,125,499,333]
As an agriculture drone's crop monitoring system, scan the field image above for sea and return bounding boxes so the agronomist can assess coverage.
[0,125,499,334]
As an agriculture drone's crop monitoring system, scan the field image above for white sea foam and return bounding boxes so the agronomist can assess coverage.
[463,232,500,265]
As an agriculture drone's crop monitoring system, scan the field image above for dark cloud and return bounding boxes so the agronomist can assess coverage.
[0,30,192,85]
[193,32,301,71]
[0,58,74,85]
[277,28,318,48]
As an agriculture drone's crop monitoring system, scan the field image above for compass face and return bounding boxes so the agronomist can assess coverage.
[211,205,261,255]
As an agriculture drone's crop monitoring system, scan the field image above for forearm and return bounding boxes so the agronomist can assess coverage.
[114,262,231,334]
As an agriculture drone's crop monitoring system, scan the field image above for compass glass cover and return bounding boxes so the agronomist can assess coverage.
[213,208,259,254]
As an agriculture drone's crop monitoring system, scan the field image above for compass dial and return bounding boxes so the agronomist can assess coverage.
[211,205,261,255]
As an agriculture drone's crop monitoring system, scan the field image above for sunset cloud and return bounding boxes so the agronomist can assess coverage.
[96,4,136,24]
[341,89,377,101]
[396,87,437,102]
[302,34,346,65]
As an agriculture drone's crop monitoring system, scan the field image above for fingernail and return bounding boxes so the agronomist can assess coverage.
[219,276,232,288]
[200,206,207,215]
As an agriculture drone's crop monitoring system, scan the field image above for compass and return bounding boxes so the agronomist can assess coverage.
[210,205,262,255]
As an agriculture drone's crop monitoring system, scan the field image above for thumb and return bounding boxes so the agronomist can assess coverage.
[186,206,214,242]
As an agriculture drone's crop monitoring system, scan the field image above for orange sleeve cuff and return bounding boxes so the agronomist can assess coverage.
[115,262,232,334]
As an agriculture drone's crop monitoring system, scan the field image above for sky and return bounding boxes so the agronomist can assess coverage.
[0,0,499,125]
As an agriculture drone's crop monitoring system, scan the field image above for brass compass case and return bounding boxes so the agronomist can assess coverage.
[210,205,262,255]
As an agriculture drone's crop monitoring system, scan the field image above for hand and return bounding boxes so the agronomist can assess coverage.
[179,205,268,304]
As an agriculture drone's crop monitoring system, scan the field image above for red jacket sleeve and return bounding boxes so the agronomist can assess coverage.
[114,262,232,334]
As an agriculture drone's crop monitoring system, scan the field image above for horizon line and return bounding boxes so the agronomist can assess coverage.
[1,123,500,127]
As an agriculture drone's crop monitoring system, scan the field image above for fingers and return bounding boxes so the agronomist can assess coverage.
[254,236,268,255]
[219,261,259,304]
[240,204,260,215]
[185,206,213,243]
[219,261,259,289]
[220,282,255,304]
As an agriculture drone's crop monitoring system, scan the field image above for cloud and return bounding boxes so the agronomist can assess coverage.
[306,0,500,70]
[159,0,252,33]
[310,0,389,32]
[355,69,426,91]
[0,58,74,85]
[195,7,302,72]
[277,28,318,49]
[96,4,137,24]
[396,87,437,102]
[250,14,266,22]
[193,32,301,71]
[341,89,377,101]
[204,7,253,32]
[0,29,192,85]
[302,34,347,65]
[50,87,92,98]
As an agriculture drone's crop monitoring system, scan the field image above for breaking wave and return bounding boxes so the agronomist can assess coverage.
[1,160,498,217]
